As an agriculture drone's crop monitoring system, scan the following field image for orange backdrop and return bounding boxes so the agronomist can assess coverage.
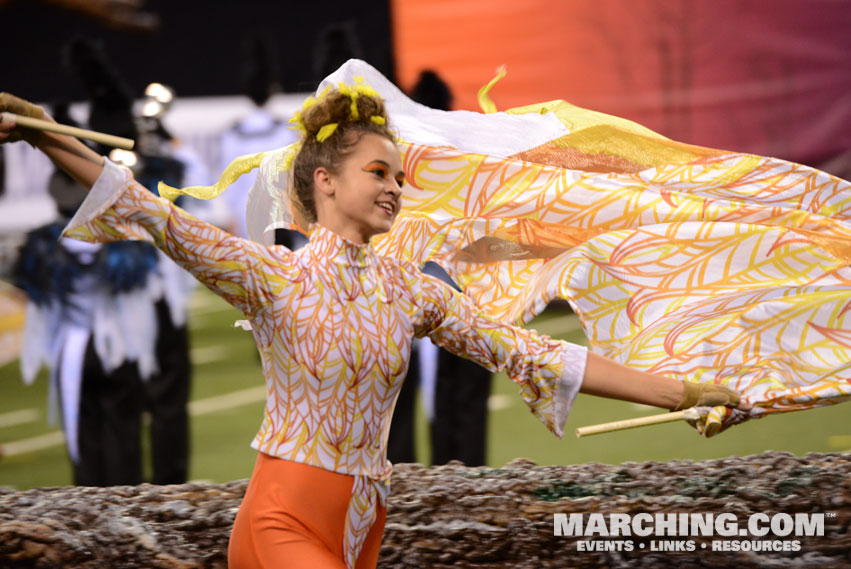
[391,0,851,177]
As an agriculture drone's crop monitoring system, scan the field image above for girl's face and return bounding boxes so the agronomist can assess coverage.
[316,133,405,243]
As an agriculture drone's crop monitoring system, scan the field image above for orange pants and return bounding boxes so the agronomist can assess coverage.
[228,453,386,569]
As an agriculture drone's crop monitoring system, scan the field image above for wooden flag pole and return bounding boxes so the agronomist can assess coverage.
[1,112,135,150]
[576,409,697,437]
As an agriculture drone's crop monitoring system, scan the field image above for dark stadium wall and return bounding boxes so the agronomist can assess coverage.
[3,0,395,101]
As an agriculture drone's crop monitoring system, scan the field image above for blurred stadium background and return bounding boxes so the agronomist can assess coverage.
[1,0,849,489]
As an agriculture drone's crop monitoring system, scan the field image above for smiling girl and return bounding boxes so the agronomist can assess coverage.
[0,87,743,569]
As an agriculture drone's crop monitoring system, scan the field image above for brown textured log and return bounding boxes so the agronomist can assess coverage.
[1,452,849,568]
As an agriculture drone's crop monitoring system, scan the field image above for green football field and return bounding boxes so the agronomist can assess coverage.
[1,287,848,490]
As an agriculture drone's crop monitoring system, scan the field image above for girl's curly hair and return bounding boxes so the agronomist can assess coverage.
[290,88,394,224]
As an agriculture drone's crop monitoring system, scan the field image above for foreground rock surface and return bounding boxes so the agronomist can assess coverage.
[1,451,849,568]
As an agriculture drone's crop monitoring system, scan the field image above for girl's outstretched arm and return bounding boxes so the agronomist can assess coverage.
[580,351,744,411]
[0,93,104,189]
[412,270,745,438]
[1,92,301,321]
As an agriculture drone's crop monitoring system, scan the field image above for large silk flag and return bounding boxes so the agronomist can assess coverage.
[250,60,851,436]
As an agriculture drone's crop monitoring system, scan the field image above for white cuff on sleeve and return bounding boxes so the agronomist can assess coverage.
[552,341,588,438]
[63,158,133,235]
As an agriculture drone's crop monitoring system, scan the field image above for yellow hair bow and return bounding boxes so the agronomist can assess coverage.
[316,123,339,142]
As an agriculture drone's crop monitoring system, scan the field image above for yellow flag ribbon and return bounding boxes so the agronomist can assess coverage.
[477,65,507,114]
[158,151,268,201]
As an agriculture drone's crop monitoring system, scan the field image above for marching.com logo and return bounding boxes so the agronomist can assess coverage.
[554,512,826,552]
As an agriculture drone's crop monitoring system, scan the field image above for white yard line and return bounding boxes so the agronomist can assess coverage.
[1,430,65,457]
[190,344,237,365]
[827,434,851,453]
[187,386,266,415]
[487,394,513,411]
[0,408,40,429]
[1,386,266,457]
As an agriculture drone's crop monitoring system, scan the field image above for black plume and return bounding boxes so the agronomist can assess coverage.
[63,37,138,144]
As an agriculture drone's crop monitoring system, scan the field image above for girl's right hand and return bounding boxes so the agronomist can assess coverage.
[0,93,46,144]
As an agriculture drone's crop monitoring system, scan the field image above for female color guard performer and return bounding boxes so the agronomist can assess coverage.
[0,87,743,569]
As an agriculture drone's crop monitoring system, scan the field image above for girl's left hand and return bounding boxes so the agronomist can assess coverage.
[675,381,750,411]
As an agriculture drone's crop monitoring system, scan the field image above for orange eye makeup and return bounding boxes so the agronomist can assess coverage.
[363,160,389,174]
[363,160,405,186]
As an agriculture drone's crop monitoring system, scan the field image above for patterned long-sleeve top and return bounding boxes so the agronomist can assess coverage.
[64,159,587,483]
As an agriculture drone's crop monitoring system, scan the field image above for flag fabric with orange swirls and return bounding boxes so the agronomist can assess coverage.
[318,60,851,436]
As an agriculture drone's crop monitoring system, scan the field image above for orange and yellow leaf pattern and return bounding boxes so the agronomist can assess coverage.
[371,122,851,436]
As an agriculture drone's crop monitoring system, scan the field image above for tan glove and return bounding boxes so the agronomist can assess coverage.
[0,92,46,144]
[674,381,741,411]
